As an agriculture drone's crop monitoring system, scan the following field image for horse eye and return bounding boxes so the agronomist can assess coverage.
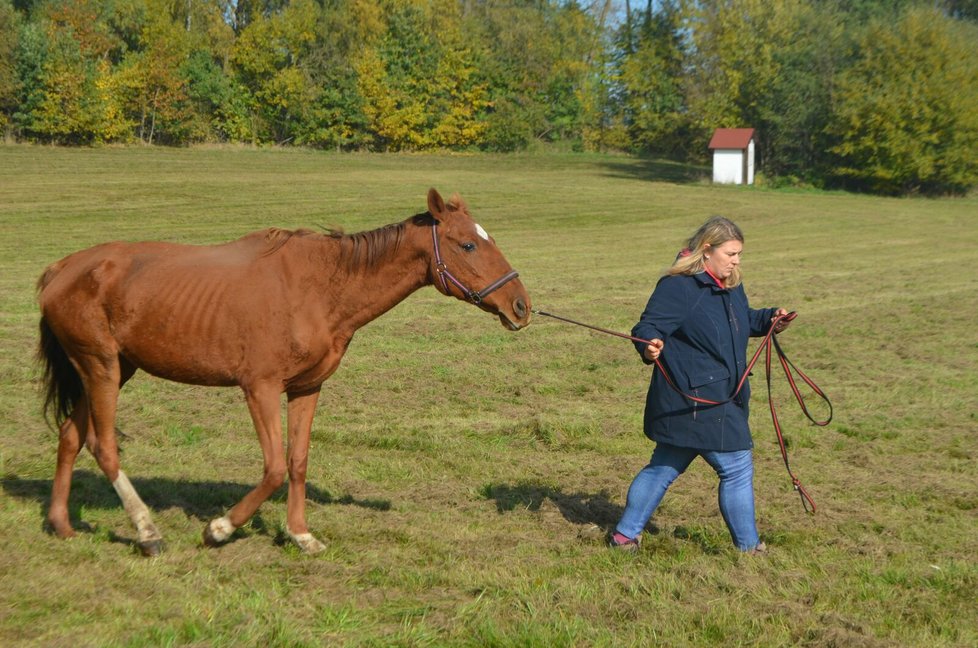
[461,242,476,252]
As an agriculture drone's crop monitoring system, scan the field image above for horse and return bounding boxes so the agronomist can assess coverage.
[36,188,530,556]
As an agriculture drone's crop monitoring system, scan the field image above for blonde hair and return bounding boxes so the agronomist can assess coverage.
[668,217,744,288]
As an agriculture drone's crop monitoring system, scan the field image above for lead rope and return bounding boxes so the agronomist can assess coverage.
[532,309,832,513]
[764,332,833,512]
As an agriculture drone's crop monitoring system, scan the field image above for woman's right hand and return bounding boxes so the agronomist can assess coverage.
[643,339,664,362]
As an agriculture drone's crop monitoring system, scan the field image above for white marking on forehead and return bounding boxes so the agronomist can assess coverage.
[475,223,490,241]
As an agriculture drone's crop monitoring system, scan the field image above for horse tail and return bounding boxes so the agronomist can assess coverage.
[38,317,83,429]
[36,259,84,427]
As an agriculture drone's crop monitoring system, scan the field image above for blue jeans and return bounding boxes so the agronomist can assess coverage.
[615,442,761,551]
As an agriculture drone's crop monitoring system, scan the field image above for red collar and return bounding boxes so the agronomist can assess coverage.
[704,267,725,288]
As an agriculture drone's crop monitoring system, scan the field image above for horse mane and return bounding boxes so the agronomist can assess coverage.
[258,228,321,257]
[446,194,467,212]
[322,222,407,272]
[259,199,464,272]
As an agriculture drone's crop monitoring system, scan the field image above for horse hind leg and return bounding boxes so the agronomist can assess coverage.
[85,356,164,556]
[111,470,163,556]
[48,400,90,538]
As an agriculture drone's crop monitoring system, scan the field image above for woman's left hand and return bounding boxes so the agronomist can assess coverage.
[772,308,791,333]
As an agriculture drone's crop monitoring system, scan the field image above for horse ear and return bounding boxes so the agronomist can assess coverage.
[427,188,446,218]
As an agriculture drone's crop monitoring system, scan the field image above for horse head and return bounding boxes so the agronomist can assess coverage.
[425,188,531,331]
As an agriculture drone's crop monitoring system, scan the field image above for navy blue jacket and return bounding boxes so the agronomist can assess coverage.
[632,272,776,451]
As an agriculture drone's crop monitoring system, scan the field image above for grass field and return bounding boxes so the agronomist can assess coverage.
[1,145,976,647]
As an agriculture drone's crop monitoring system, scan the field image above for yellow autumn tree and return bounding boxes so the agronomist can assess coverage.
[355,0,487,151]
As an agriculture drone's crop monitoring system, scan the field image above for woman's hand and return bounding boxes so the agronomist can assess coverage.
[772,308,791,333]
[643,339,664,362]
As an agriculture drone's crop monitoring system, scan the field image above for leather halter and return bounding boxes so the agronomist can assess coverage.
[430,220,519,304]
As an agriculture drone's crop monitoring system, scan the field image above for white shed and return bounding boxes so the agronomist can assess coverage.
[708,128,755,185]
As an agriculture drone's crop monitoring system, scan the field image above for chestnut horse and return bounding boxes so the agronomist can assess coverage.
[37,189,530,556]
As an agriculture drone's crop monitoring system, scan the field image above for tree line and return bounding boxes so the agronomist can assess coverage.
[1,0,977,195]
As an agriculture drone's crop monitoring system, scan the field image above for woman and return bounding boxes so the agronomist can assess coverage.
[611,216,789,553]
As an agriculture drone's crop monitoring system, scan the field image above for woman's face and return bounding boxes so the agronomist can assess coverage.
[704,239,743,280]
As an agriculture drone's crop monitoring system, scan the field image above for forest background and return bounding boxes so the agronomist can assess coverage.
[1,0,977,196]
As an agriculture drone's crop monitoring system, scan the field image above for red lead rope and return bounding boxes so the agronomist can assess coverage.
[533,309,833,513]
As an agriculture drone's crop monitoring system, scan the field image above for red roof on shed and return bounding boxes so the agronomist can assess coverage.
[708,128,755,150]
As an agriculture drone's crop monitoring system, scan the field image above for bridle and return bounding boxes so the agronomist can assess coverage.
[533,308,832,513]
[430,220,519,304]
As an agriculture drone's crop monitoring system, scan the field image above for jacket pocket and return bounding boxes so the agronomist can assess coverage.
[688,366,730,389]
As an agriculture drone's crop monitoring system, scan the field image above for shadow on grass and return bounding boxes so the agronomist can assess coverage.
[481,480,625,529]
[483,482,733,553]
[1,469,391,532]
[598,156,710,184]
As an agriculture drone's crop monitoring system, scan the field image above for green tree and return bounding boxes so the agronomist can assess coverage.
[230,0,319,144]
[293,0,380,150]
[683,0,827,168]
[0,0,19,132]
[139,0,242,143]
[754,4,844,182]
[182,49,253,142]
[12,19,44,137]
[551,0,608,151]
[614,1,686,155]
[828,7,978,194]
[471,1,600,151]
[19,20,100,142]
[12,0,153,143]
[12,1,126,143]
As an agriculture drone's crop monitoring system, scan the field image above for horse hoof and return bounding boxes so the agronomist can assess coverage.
[138,539,164,557]
[203,516,235,547]
[202,525,223,548]
[48,524,77,539]
[289,531,327,554]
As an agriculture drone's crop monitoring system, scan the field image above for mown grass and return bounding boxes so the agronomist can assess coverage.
[1,144,976,647]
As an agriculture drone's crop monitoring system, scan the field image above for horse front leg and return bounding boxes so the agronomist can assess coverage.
[285,388,325,553]
[204,383,286,548]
